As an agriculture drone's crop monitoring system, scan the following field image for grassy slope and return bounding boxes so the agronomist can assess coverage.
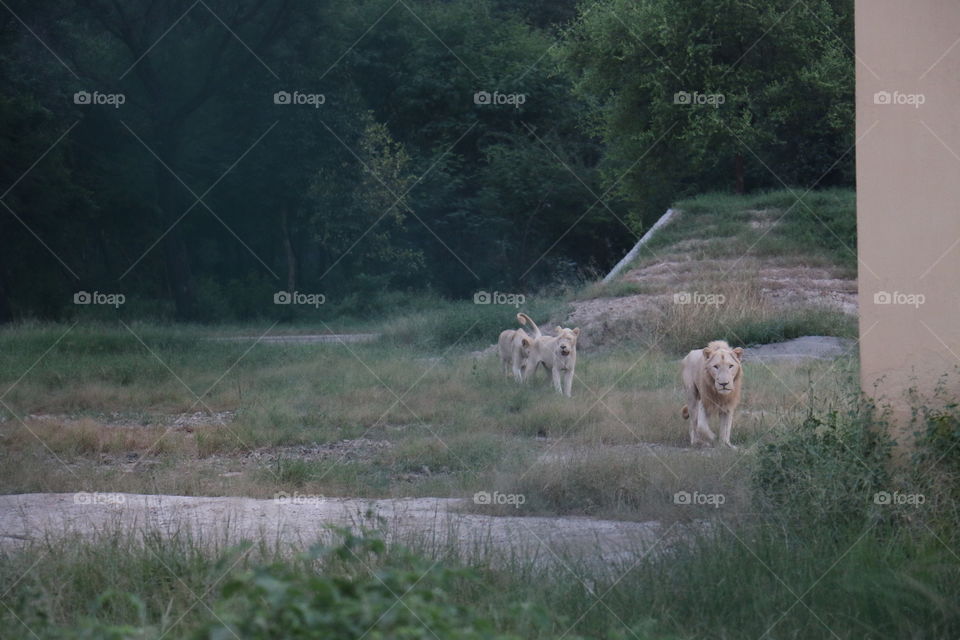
[576,188,858,352]
[649,188,858,271]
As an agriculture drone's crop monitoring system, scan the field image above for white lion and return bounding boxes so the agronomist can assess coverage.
[681,340,744,448]
[518,313,580,397]
[498,318,533,383]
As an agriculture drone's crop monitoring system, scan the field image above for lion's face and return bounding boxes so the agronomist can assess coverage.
[554,327,580,357]
[704,346,743,394]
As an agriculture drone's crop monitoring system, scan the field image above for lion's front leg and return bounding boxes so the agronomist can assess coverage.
[696,403,716,445]
[551,365,563,395]
[512,352,524,383]
[719,410,737,449]
[521,358,538,383]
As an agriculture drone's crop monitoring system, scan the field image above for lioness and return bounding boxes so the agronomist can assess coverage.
[498,319,532,383]
[518,313,580,397]
[680,340,744,449]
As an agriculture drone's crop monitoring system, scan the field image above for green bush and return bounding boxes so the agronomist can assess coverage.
[200,532,529,640]
[753,400,892,527]
[910,380,960,531]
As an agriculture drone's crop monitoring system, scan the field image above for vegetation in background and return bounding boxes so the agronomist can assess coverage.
[0,0,622,321]
[0,0,854,321]
[562,0,854,228]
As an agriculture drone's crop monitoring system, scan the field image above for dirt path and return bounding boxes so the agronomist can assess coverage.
[744,336,855,362]
[0,493,668,567]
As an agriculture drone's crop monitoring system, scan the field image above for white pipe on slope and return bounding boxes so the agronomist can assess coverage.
[601,208,678,284]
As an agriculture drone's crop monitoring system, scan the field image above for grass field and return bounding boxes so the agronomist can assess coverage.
[2,189,959,639]
[0,321,855,520]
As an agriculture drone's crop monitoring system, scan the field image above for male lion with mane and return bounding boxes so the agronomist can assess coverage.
[680,340,744,449]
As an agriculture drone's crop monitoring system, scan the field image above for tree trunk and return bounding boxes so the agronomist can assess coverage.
[280,208,297,293]
[734,153,745,194]
[154,128,197,320]
[0,262,11,323]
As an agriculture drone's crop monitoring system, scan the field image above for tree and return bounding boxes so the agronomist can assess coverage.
[46,0,297,319]
[562,0,854,228]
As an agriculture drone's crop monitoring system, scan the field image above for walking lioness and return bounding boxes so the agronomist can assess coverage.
[517,313,580,397]
[681,340,744,448]
[498,319,532,383]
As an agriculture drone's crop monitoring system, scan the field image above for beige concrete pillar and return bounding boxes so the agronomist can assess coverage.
[856,0,960,445]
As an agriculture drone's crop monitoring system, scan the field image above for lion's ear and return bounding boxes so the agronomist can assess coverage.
[733,347,744,361]
[572,327,580,337]
[522,338,530,347]
[702,347,713,359]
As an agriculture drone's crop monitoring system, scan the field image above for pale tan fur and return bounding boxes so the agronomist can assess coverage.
[680,340,744,448]
[498,323,532,383]
[519,313,580,397]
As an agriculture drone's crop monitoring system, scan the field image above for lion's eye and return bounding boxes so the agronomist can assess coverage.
[713,365,719,369]
[728,364,734,369]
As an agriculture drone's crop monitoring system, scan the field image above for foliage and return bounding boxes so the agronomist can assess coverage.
[0,0,856,321]
[753,397,893,527]
[562,0,855,228]
[198,533,530,639]
[0,0,629,321]
[910,377,960,530]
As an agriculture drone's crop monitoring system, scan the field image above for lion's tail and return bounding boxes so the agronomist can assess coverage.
[681,405,689,420]
[516,313,542,339]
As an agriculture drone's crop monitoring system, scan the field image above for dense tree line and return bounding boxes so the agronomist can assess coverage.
[0,0,853,321]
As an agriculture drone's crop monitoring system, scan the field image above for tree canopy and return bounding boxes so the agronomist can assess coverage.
[0,0,853,321]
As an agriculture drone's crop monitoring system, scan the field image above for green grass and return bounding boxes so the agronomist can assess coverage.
[5,386,959,639]
[3,498,958,639]
[650,188,857,272]
[0,188,913,639]
[0,322,858,517]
